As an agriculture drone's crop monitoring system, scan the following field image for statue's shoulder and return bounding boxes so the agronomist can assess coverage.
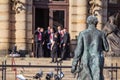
[78,30,86,35]
[96,29,106,36]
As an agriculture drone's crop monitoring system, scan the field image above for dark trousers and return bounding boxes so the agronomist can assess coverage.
[43,43,50,57]
[61,45,70,60]
[57,46,61,58]
[51,46,58,62]
[35,41,44,58]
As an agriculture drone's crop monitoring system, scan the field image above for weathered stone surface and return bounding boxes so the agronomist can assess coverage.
[0,22,9,29]
[0,0,9,3]
[15,22,26,29]
[69,0,88,39]
[26,30,33,38]
[0,4,9,12]
[15,30,26,38]
[15,39,26,43]
[0,13,9,21]
[72,0,87,6]
[0,0,9,51]
[15,14,26,21]
[71,15,87,23]
[72,7,88,15]
[15,42,26,50]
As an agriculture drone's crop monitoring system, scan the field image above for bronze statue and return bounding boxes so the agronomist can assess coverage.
[103,14,120,57]
[71,15,109,80]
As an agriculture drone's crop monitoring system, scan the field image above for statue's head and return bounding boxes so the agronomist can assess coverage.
[87,15,98,26]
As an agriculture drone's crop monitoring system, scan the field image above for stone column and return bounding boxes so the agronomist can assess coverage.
[10,0,33,56]
[0,0,9,55]
[69,0,88,39]
[26,0,33,55]
[14,0,27,50]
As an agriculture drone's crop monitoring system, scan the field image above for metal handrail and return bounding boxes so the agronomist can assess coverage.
[0,63,119,80]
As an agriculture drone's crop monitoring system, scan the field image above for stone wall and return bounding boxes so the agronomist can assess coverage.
[69,0,108,39]
[69,0,88,39]
[0,0,9,55]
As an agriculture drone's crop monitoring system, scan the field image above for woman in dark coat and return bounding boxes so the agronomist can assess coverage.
[50,32,59,63]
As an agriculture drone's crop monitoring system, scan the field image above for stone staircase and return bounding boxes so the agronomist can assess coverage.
[0,58,75,80]
[0,57,120,80]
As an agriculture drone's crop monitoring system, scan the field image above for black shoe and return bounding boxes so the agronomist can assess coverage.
[50,61,54,63]
[54,60,58,63]
[59,59,63,62]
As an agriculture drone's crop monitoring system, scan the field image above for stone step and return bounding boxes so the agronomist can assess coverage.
[0,58,74,80]
[2,58,72,65]
[1,57,120,80]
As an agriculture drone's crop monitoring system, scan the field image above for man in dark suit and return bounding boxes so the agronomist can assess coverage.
[34,27,44,58]
[50,32,58,63]
[56,26,62,57]
[44,26,51,57]
[59,28,70,61]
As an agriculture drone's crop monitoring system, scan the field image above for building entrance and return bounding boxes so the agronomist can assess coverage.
[33,0,69,56]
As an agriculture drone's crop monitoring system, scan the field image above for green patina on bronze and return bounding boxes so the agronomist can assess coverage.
[71,15,109,80]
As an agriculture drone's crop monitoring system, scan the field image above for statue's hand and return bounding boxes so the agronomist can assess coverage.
[71,66,76,73]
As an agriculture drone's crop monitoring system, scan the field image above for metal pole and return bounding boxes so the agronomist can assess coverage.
[116,63,117,80]
[60,61,62,80]
[2,61,4,80]
[111,63,113,80]
[4,60,6,80]
[56,60,59,75]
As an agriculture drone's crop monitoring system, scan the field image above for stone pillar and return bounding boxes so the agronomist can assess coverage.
[10,0,33,55]
[0,0,9,55]
[15,13,26,50]
[14,0,27,50]
[69,0,88,39]
[26,0,33,55]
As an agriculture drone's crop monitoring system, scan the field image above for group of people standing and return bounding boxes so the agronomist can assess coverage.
[34,26,70,63]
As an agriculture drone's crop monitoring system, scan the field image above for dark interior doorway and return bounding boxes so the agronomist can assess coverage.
[35,8,49,30]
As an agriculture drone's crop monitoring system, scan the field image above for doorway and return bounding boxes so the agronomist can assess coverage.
[35,8,49,30]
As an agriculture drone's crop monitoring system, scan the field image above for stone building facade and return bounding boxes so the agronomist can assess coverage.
[0,0,119,55]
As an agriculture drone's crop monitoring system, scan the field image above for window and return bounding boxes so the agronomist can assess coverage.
[53,10,64,30]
